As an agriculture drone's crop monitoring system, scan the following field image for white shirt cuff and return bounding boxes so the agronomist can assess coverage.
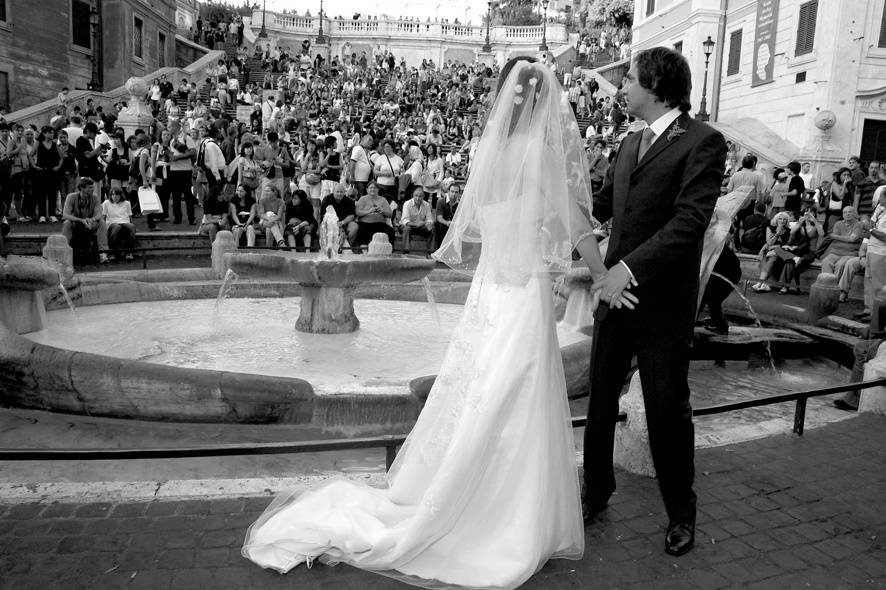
[619,260,636,283]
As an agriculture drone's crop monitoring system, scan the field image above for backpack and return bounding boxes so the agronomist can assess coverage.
[741,221,766,252]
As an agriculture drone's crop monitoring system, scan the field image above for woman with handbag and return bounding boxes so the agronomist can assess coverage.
[150,129,172,224]
[132,135,161,231]
[372,139,403,203]
[422,144,445,208]
[236,142,262,206]
[300,139,324,222]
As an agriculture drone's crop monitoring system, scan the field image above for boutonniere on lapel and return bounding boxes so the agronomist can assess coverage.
[667,124,687,142]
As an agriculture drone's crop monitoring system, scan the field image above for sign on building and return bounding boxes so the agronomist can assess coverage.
[752,0,779,87]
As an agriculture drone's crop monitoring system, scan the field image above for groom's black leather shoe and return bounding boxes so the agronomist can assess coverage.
[581,499,607,526]
[664,520,695,556]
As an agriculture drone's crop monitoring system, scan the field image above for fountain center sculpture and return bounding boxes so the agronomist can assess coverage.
[224,210,436,334]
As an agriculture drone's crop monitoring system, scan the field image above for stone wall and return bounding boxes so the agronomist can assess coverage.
[0,1,92,111]
[0,0,177,111]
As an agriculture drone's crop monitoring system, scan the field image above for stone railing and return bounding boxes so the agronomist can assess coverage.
[503,25,544,39]
[5,43,223,129]
[250,10,567,44]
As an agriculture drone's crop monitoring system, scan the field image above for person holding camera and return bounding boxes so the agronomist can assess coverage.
[75,122,107,201]
[167,121,197,225]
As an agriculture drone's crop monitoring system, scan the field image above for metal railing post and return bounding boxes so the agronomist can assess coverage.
[793,396,807,436]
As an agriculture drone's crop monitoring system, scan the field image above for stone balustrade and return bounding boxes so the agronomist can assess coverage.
[251,10,567,45]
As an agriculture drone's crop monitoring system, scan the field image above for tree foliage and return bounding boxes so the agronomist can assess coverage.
[493,0,543,27]
[586,0,633,29]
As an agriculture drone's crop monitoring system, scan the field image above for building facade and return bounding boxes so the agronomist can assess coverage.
[631,0,886,181]
[0,0,177,112]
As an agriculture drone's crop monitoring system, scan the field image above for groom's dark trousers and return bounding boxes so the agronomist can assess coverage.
[583,112,726,525]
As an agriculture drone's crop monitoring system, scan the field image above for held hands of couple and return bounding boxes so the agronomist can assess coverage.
[591,263,639,310]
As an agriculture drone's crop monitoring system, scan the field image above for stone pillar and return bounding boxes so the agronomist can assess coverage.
[42,234,74,284]
[211,231,237,279]
[367,232,393,256]
[613,371,656,477]
[807,272,840,325]
[295,286,360,334]
[860,348,886,415]
[116,78,155,138]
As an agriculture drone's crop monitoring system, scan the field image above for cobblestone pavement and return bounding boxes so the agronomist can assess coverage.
[2,415,885,590]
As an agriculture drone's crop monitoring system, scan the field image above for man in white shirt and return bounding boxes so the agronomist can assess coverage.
[400,187,435,255]
[348,134,375,197]
[197,126,226,198]
[62,115,85,147]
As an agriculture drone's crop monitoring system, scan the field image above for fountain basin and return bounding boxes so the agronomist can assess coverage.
[225,252,437,333]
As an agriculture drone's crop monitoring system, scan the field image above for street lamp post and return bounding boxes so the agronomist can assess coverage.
[482,0,492,53]
[316,0,327,45]
[539,0,549,52]
[697,35,715,122]
[258,0,267,38]
[88,2,103,91]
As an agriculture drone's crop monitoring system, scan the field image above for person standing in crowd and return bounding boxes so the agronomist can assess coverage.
[348,133,375,197]
[783,161,805,219]
[373,139,403,202]
[56,130,78,216]
[8,124,35,221]
[75,122,107,202]
[854,160,884,220]
[151,129,173,223]
[0,123,11,218]
[33,126,61,224]
[168,125,197,225]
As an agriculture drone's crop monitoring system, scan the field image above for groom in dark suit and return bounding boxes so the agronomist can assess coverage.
[583,47,727,556]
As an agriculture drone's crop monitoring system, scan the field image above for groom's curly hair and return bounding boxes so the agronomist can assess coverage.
[634,47,693,113]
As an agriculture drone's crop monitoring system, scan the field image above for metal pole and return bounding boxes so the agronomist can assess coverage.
[539,3,548,52]
[697,53,711,121]
[482,1,492,53]
[258,0,267,38]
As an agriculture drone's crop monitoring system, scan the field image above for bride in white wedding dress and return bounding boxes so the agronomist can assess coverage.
[242,57,631,589]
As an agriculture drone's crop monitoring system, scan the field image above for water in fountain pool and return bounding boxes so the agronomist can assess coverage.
[25,297,469,395]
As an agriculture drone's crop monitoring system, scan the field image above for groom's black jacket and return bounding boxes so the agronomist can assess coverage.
[593,112,727,335]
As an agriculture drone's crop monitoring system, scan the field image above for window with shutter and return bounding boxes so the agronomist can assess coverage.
[0,71,8,111]
[133,16,143,59]
[727,29,742,75]
[795,1,817,56]
[879,1,886,48]
[71,0,91,49]
[646,0,655,16]
[0,0,7,23]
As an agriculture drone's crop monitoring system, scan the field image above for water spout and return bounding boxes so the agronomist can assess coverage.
[422,277,440,326]
[215,269,239,310]
[319,209,341,260]
[57,282,76,319]
[710,271,777,373]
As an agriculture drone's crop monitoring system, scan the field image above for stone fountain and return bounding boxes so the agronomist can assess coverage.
[224,209,436,333]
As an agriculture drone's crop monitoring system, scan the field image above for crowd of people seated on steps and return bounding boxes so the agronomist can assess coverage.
[715,151,886,323]
[2,48,522,258]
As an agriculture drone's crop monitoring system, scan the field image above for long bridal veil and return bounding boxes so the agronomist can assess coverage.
[242,58,594,590]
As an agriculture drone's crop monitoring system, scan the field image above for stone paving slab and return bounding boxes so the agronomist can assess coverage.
[2,415,886,590]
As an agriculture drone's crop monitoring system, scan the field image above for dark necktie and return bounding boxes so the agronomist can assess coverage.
[637,127,656,162]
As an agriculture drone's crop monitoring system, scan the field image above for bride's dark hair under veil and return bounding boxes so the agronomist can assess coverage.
[432,56,597,284]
